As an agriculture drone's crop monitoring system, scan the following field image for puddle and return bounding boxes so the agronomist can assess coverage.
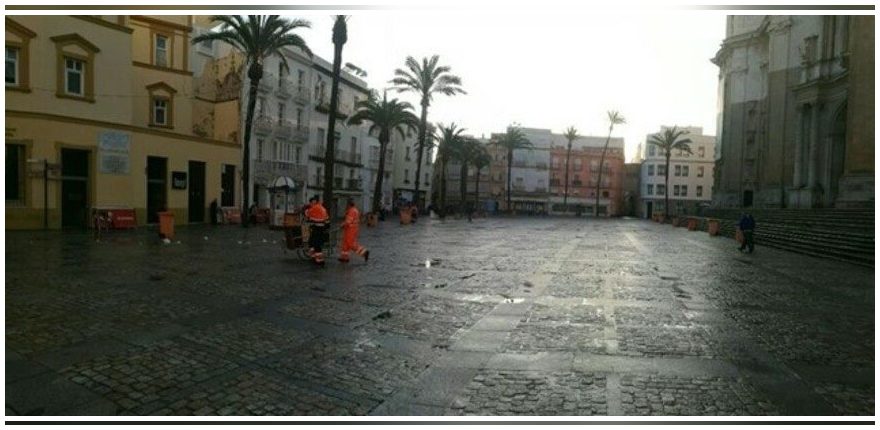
[502,298,525,304]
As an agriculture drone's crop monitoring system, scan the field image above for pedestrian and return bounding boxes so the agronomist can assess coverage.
[209,199,218,226]
[305,195,330,267]
[338,198,370,263]
[737,212,756,253]
[410,203,418,223]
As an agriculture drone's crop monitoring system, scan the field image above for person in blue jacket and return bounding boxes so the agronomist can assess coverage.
[737,213,756,253]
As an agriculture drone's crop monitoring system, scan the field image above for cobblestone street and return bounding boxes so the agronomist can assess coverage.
[5,217,875,416]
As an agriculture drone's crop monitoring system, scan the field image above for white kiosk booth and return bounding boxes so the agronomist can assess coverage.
[268,176,298,228]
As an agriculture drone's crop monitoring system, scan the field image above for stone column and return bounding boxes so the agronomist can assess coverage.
[792,104,804,186]
[807,103,820,187]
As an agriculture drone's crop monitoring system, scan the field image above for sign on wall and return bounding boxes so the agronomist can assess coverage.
[172,171,188,189]
[98,130,131,175]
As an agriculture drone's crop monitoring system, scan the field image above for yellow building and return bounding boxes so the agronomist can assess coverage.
[6,15,241,229]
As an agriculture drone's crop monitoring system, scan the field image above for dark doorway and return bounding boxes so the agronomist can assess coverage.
[221,164,235,207]
[646,201,653,219]
[146,156,167,223]
[188,161,206,223]
[743,190,754,208]
[61,148,90,229]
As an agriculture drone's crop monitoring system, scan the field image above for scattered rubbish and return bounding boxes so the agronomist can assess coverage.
[204,236,209,241]
[148,273,165,281]
[237,241,243,244]
[433,283,447,289]
[523,281,534,288]
[176,241,181,244]
[310,286,326,292]
[162,238,171,245]
[523,289,532,293]
[262,239,267,243]
[372,311,392,320]
[503,298,525,304]
[460,273,476,280]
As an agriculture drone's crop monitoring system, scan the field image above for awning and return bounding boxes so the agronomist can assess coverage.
[268,176,296,191]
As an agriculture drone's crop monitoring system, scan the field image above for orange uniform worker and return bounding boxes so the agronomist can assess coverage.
[338,199,369,263]
[305,195,330,267]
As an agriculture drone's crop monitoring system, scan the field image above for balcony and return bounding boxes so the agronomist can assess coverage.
[293,86,310,104]
[513,160,527,168]
[535,162,548,169]
[572,180,583,187]
[310,146,363,166]
[549,179,561,187]
[346,179,362,190]
[254,159,307,183]
[533,187,547,193]
[291,126,309,143]
[276,78,293,99]
[334,177,344,189]
[257,73,275,93]
[275,119,293,139]
[254,115,273,135]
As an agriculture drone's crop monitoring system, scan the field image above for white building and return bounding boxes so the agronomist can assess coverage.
[390,130,432,211]
[491,127,551,213]
[639,126,716,218]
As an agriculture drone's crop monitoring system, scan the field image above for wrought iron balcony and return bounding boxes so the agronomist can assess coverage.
[294,86,310,104]
[291,126,309,143]
[257,73,275,92]
[254,160,307,182]
[254,115,273,135]
[275,78,293,98]
[275,119,293,139]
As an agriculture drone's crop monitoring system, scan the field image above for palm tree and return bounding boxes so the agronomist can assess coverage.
[347,92,419,214]
[193,15,312,227]
[390,55,466,210]
[594,110,626,217]
[562,126,579,213]
[647,126,693,218]
[471,144,491,212]
[491,124,532,212]
[433,123,466,215]
[323,15,348,218]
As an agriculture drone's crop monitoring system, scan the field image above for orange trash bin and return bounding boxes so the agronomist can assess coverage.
[400,210,412,225]
[687,217,698,231]
[158,211,175,239]
[707,219,720,236]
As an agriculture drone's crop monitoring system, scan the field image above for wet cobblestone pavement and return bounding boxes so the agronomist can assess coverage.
[5,217,874,416]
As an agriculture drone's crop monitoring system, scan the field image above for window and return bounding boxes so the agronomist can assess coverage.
[647,165,654,176]
[278,103,285,123]
[257,97,266,116]
[404,169,410,182]
[146,82,176,128]
[698,146,705,158]
[425,173,429,184]
[405,147,411,161]
[649,146,656,156]
[674,165,681,177]
[6,46,19,86]
[696,185,703,197]
[316,128,325,146]
[6,144,24,202]
[657,165,666,176]
[64,57,84,96]
[297,70,304,87]
[154,34,168,67]
[273,141,279,160]
[697,166,704,177]
[682,166,689,177]
[152,98,168,126]
[257,139,264,160]
[51,33,99,101]
[657,185,666,195]
[573,159,582,170]
[674,185,680,196]
[296,108,303,128]
[646,184,653,195]
[681,185,688,196]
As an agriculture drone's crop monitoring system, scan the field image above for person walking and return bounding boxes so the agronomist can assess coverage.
[737,212,756,253]
[338,198,370,263]
[305,195,330,267]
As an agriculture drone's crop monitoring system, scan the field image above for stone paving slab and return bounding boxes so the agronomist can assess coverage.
[5,218,874,416]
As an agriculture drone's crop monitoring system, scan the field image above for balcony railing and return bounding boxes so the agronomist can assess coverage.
[311,146,363,165]
[254,115,273,135]
[291,126,309,143]
[535,162,548,169]
[346,179,362,190]
[275,119,293,139]
[549,179,561,187]
[254,160,307,182]
[257,73,275,92]
[334,177,343,188]
[513,160,527,167]
[294,86,310,104]
[275,78,293,98]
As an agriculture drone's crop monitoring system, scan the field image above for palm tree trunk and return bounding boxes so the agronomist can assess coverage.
[459,161,467,215]
[594,132,612,217]
[413,101,428,210]
[372,140,388,214]
[664,153,671,218]
[474,168,480,210]
[563,142,572,213]
[323,42,344,219]
[506,150,513,212]
[241,63,262,228]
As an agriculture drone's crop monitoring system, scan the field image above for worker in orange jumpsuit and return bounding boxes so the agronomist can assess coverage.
[338,198,369,263]
[304,195,330,267]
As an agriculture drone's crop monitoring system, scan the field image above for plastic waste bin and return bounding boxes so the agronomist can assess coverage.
[707,219,720,236]
[158,211,174,239]
[400,210,412,225]
[687,217,699,231]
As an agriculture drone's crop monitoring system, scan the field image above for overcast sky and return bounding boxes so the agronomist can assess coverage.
[287,10,726,161]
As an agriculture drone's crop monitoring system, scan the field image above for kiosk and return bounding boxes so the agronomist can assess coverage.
[268,176,299,228]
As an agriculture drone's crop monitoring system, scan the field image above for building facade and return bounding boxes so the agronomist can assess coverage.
[391,130,432,212]
[6,15,241,229]
[712,15,874,209]
[548,135,625,216]
[622,162,641,217]
[639,126,715,218]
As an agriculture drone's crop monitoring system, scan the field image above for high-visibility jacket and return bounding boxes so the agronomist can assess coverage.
[305,202,329,224]
[342,206,360,236]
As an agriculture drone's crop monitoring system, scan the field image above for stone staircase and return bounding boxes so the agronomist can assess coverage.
[695,208,875,267]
